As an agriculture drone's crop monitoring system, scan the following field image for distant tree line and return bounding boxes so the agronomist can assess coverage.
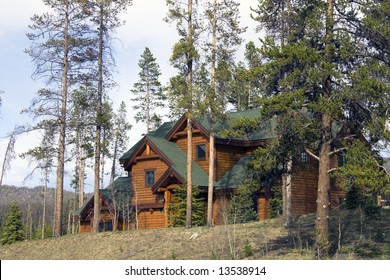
[0,185,90,242]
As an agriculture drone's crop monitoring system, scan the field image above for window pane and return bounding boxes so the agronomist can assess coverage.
[145,171,154,186]
[106,221,113,232]
[196,144,206,160]
[300,152,307,163]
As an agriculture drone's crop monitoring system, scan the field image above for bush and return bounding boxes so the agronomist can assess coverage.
[243,240,254,257]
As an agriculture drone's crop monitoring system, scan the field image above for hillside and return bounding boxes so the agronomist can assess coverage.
[1,209,389,260]
[0,185,91,232]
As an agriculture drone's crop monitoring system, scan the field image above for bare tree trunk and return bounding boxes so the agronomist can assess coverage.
[41,166,48,239]
[283,159,292,227]
[54,0,69,237]
[79,139,86,208]
[27,203,33,240]
[109,136,118,187]
[207,128,215,226]
[0,133,16,189]
[93,2,104,233]
[185,0,194,229]
[207,0,217,227]
[100,128,106,188]
[315,0,334,258]
[316,114,332,256]
[146,70,151,133]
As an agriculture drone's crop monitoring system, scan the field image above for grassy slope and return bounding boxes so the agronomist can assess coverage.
[1,209,389,260]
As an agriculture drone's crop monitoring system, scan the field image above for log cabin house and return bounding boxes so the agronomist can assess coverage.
[76,108,345,232]
[75,177,132,233]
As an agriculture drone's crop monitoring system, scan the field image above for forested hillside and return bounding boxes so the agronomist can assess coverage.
[0,185,90,238]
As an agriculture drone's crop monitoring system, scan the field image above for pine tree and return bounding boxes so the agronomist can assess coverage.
[202,0,246,227]
[109,101,132,187]
[20,121,56,239]
[131,47,164,133]
[1,202,25,245]
[166,0,201,228]
[25,0,96,237]
[69,84,96,208]
[253,0,390,257]
[335,140,390,206]
[85,0,133,233]
[168,185,205,227]
[229,42,263,111]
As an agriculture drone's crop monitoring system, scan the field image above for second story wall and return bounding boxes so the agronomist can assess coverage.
[131,157,168,205]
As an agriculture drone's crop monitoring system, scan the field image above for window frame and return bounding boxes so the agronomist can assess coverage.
[196,144,207,161]
[145,169,155,187]
[300,151,308,163]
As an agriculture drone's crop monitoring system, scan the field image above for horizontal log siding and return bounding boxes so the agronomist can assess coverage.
[216,145,246,180]
[257,195,269,221]
[212,194,230,225]
[291,159,318,216]
[79,222,92,233]
[137,209,165,229]
[174,133,210,174]
[132,158,168,205]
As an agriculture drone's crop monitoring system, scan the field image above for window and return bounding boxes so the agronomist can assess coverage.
[98,222,104,232]
[300,152,308,163]
[196,144,206,160]
[145,170,155,186]
[338,154,346,167]
[105,221,113,232]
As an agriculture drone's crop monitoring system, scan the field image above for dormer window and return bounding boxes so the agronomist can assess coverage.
[196,144,206,160]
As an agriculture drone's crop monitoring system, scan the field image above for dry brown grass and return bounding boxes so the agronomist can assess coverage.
[1,209,389,260]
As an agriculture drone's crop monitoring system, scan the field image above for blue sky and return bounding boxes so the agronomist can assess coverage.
[0,0,260,191]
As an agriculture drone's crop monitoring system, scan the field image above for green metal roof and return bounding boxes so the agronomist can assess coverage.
[147,135,210,187]
[119,109,270,189]
[74,177,132,216]
[215,154,254,190]
[196,109,276,141]
[120,109,275,162]
[119,121,177,162]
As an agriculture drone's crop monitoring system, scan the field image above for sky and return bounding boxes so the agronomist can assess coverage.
[0,0,261,192]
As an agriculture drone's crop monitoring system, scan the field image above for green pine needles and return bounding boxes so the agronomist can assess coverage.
[1,202,25,245]
[168,185,206,227]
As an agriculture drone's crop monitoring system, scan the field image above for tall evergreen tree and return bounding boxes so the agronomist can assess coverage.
[69,83,96,208]
[1,202,25,245]
[202,0,246,226]
[253,0,389,257]
[25,0,96,237]
[229,42,262,111]
[166,0,201,228]
[131,47,164,133]
[20,121,56,239]
[85,0,132,233]
[109,101,132,187]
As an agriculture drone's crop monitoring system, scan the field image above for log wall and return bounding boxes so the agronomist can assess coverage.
[291,158,318,216]
[131,157,168,205]
[136,209,165,229]
[215,145,246,180]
